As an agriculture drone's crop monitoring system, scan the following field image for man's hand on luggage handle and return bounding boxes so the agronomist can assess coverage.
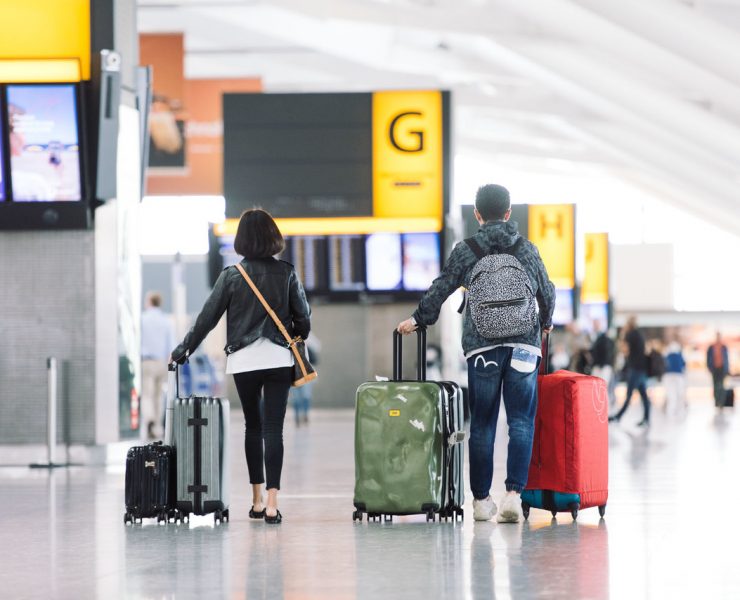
[397,318,418,335]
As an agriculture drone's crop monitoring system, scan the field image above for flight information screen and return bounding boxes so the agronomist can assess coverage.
[223,93,372,219]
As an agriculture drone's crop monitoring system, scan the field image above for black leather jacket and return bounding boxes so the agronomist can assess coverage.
[171,258,311,361]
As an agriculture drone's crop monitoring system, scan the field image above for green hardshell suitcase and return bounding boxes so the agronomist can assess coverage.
[353,330,465,522]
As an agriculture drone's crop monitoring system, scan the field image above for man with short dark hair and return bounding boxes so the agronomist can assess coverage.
[397,184,555,523]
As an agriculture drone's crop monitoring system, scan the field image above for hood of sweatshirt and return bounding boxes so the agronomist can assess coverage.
[475,220,521,250]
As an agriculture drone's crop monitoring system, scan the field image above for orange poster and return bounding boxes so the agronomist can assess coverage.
[145,78,261,195]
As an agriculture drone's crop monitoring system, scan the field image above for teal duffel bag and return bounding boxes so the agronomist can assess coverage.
[520,490,582,519]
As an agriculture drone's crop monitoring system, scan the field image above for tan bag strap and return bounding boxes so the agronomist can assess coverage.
[234,263,309,378]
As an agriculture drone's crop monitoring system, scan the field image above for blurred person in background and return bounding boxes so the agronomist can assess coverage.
[550,342,571,372]
[663,338,687,417]
[609,316,652,427]
[291,335,321,426]
[707,332,730,413]
[590,320,616,406]
[646,339,666,386]
[564,322,590,372]
[141,291,175,440]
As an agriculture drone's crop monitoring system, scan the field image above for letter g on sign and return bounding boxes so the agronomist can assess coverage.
[389,111,424,153]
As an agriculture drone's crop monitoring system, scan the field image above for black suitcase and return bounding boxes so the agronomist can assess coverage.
[124,441,176,524]
[726,388,735,408]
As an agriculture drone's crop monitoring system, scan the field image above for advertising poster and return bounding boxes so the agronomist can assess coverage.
[140,32,262,190]
[7,84,81,201]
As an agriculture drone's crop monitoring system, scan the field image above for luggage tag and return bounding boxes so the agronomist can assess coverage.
[511,348,538,373]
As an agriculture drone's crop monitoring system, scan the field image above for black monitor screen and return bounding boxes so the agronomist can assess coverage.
[6,84,81,201]
[402,232,440,291]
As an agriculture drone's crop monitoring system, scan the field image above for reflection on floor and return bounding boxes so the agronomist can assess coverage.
[1,398,740,599]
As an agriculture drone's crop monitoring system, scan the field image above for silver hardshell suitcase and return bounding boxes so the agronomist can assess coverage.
[165,364,230,524]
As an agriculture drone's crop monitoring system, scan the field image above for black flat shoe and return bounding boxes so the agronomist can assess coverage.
[249,506,266,519]
[265,510,282,524]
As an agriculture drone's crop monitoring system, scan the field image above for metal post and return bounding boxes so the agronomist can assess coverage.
[47,357,57,465]
[30,358,67,469]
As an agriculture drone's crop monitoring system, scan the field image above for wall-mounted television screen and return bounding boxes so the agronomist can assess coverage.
[209,227,442,300]
[0,108,5,202]
[366,233,402,291]
[6,84,81,202]
[580,302,609,327]
[552,288,575,326]
[402,232,440,291]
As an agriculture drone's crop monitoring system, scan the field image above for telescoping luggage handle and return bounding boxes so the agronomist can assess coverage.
[539,333,550,376]
[392,328,426,381]
[164,353,188,445]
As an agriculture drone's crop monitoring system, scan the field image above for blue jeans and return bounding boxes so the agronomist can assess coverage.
[468,346,540,499]
[613,368,650,422]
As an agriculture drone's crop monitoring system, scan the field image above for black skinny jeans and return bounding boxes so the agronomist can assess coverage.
[233,367,292,490]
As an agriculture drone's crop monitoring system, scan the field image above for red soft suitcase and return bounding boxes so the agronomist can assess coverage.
[521,339,609,520]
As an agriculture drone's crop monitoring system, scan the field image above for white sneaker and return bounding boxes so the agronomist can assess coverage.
[496,493,523,523]
[473,496,497,521]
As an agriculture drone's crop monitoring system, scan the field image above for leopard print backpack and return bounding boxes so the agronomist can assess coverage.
[464,237,538,339]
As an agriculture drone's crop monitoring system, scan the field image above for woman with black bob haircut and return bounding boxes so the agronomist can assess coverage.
[171,208,311,524]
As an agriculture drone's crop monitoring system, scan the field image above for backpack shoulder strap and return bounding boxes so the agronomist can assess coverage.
[498,236,525,257]
[464,237,486,260]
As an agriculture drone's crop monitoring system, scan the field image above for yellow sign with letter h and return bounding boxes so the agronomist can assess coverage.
[528,204,575,290]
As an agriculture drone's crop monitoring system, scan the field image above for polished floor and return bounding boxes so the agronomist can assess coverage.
[2,392,740,599]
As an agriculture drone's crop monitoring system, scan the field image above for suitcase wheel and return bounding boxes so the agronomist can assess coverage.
[598,504,606,518]
[456,508,464,521]
[384,514,393,523]
[222,509,230,523]
[123,512,133,525]
[368,513,381,522]
[551,510,557,518]
[426,510,436,523]
[214,510,223,524]
[521,502,530,521]
[569,502,580,521]
[157,511,167,525]
[352,510,363,522]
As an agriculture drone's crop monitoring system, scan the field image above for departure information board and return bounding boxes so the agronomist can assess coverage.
[223,90,449,236]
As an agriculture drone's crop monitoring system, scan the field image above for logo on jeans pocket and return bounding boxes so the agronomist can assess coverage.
[474,355,498,370]
[592,380,608,423]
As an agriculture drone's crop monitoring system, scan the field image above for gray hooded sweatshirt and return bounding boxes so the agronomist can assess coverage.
[412,220,556,357]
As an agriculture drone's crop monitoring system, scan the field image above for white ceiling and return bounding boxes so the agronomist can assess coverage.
[138,0,740,235]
